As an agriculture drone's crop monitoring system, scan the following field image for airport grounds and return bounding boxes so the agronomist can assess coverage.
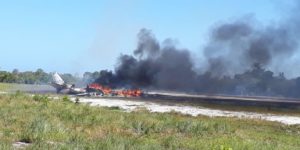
[0,83,300,149]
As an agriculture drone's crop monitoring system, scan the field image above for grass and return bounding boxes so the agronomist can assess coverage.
[0,93,299,149]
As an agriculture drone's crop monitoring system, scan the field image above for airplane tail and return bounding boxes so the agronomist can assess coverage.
[52,72,65,85]
[51,72,69,93]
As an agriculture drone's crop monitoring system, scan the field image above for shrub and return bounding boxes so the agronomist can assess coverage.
[62,96,71,102]
[33,95,49,102]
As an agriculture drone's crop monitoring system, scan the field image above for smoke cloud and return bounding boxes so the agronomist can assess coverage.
[204,18,298,76]
[112,29,197,91]
[94,1,300,97]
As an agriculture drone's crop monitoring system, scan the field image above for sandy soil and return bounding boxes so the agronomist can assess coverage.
[0,91,7,94]
[71,97,300,125]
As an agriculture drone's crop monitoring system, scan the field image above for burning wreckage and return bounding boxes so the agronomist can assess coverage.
[51,72,300,109]
[51,72,142,97]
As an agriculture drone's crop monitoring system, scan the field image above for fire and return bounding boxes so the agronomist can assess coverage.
[114,89,143,97]
[88,83,112,95]
[87,83,142,97]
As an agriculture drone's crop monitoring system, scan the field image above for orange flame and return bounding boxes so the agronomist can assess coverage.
[114,89,143,97]
[88,83,112,95]
[88,83,142,97]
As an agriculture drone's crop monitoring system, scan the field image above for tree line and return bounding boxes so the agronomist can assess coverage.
[0,69,79,84]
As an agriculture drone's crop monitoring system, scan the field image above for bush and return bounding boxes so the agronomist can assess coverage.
[62,96,71,102]
[33,95,49,102]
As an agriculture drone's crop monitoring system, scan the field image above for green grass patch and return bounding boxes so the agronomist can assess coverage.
[0,93,299,149]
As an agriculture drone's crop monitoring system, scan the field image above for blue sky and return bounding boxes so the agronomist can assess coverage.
[0,0,287,74]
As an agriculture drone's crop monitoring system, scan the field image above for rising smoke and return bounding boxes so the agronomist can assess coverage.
[205,18,298,76]
[114,28,198,91]
[95,1,300,97]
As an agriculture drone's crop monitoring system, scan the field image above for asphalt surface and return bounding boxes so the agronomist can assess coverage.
[7,84,300,108]
[143,91,300,108]
[8,84,56,94]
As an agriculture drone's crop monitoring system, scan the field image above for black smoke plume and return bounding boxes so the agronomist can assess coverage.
[98,29,198,91]
[95,2,300,98]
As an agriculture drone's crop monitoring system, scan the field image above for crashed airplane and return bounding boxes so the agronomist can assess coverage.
[51,72,88,95]
[51,72,142,97]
